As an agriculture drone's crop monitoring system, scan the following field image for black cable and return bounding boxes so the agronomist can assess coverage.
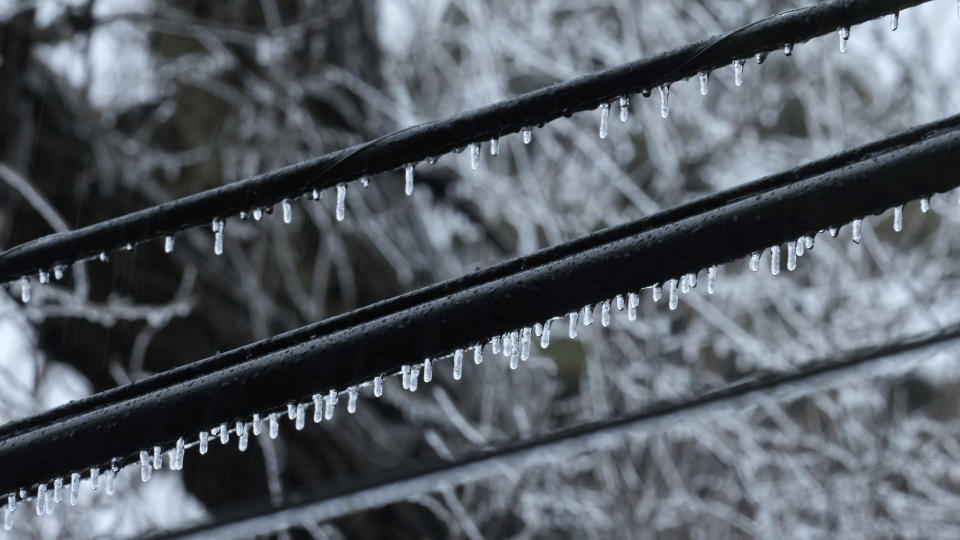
[1,113,958,498]
[0,0,924,284]
[140,322,960,540]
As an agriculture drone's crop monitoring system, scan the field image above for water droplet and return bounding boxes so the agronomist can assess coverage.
[269,413,280,439]
[253,208,263,221]
[707,266,717,294]
[212,218,225,255]
[770,245,781,275]
[600,299,611,327]
[839,27,850,53]
[35,485,46,516]
[199,431,209,454]
[641,88,652,98]
[568,311,579,339]
[470,143,481,169]
[787,241,797,271]
[422,358,433,383]
[784,43,794,56]
[890,11,899,31]
[658,84,670,118]
[829,226,839,237]
[668,278,679,310]
[89,468,99,491]
[174,438,185,470]
[540,319,552,349]
[53,477,63,504]
[652,283,662,302]
[69,473,80,505]
[153,446,162,470]
[282,199,293,223]
[164,236,175,253]
[619,95,629,122]
[98,252,108,262]
[852,219,862,244]
[19,277,30,303]
[755,52,767,64]
[311,188,322,199]
[336,183,346,221]
[598,103,611,139]
[490,138,500,156]
[733,59,745,87]
[374,375,384,397]
[920,197,930,213]
[324,390,337,420]
[453,348,464,380]
[893,205,903,232]
[615,294,625,310]
[522,127,533,144]
[627,292,639,321]
[804,235,815,250]
[53,266,65,280]
[140,451,152,482]
[347,386,359,413]
[38,270,49,284]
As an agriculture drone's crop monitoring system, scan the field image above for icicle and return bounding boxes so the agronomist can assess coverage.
[238,423,249,451]
[839,26,850,53]
[98,252,108,262]
[852,219,862,244]
[199,431,209,454]
[453,349,464,380]
[509,343,519,370]
[503,331,515,358]
[473,344,483,364]
[312,394,323,423]
[750,251,761,271]
[689,273,697,288]
[347,386,359,413]
[520,327,531,362]
[69,473,80,505]
[54,266,65,280]
[627,292,639,321]
[374,375,384,397]
[335,183,346,221]
[153,446,162,470]
[401,364,411,390]
[174,438,185,470]
[140,451,152,482]
[521,127,533,144]
[601,299,611,327]
[615,294,625,310]
[282,199,293,223]
[699,72,709,95]
[295,403,305,430]
[287,402,297,420]
[534,322,543,336]
[89,468,99,491]
[733,59,745,87]
[680,275,691,294]
[35,485,46,516]
[470,143,481,169]
[491,335,501,354]
[252,413,262,436]
[784,43,794,56]
[490,138,500,155]
[409,366,419,391]
[598,103,611,139]
[568,311,579,339]
[269,413,279,439]
[890,11,899,31]
[619,95,629,122]
[770,245,781,275]
[582,304,593,326]
[668,279,679,310]
[164,236,175,253]
[212,218,225,256]
[404,165,414,195]
[829,226,839,237]
[658,84,670,118]
[787,241,797,271]
[804,235,815,250]
[219,422,229,444]
[921,197,930,213]
[19,278,30,303]
[422,358,433,383]
[893,205,903,232]
[652,283,662,302]
[796,237,805,257]
[324,390,337,420]
[53,478,63,504]
[707,266,717,294]
[541,319,552,349]
[38,270,49,284]
[253,208,263,221]
[105,463,117,495]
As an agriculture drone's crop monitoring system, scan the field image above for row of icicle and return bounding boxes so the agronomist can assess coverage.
[6,7,915,300]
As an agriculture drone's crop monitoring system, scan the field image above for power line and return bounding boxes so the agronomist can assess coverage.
[0,0,924,285]
[141,323,960,540]
[1,114,958,498]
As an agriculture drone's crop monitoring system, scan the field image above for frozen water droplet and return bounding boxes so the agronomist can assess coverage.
[829,226,839,237]
[699,72,709,95]
[504,331,516,358]
[755,52,767,64]
[490,137,500,155]
[6,494,12,513]
[219,422,229,444]
[707,266,717,294]
[491,335,501,355]
[541,319,552,349]
[522,127,533,144]
[282,199,293,223]
[238,423,249,451]
[4,507,11,530]
[619,95,629,122]
[347,386,358,413]
[153,446,162,470]
[839,27,850,53]
[470,143,481,169]
[336,183,346,221]
[787,241,797,271]
[688,273,697,288]
[409,366,420,391]
[453,348,464,380]
[601,299,611,327]
[174,438,185,470]
[852,219,862,244]
[295,403,305,430]
[598,103,611,139]
[401,364,411,390]
[269,413,280,439]
[89,468,99,491]
[287,402,296,420]
[404,165,415,195]
[890,11,899,31]
[520,327,532,362]
[105,468,116,496]
[749,251,761,271]
[19,278,30,303]
[568,311,579,339]
[770,245,781,275]
[253,208,263,221]
[680,275,691,294]
[615,294,625,310]
[509,343,519,370]
[534,322,542,336]
[641,88,651,98]
[796,237,805,257]
[893,205,903,232]
[140,451,152,482]
[658,84,670,118]
[312,394,323,423]
[35,485,46,516]
[422,358,433,383]
[212,218,225,255]
[733,59,745,87]
[53,478,62,504]
[804,235,815,250]
[164,236,175,253]
[324,390,337,420]
[38,270,49,284]
[98,252,108,262]
[473,344,483,364]
[69,473,79,505]
[374,375,383,397]
[668,279,679,310]
[199,431,209,454]
[54,266,65,280]
[239,211,249,220]
[311,188,322,200]
[582,304,593,326]
[921,197,930,213]
[627,292,639,321]
[784,43,794,56]
[652,283,662,302]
